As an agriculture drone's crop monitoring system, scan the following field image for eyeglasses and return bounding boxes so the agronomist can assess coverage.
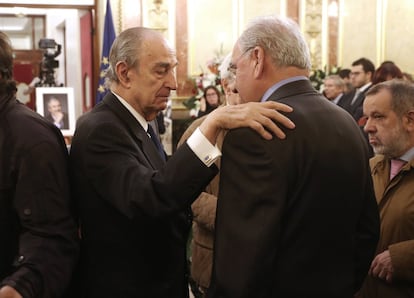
[227,48,253,76]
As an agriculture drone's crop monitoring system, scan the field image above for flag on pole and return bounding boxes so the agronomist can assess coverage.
[96,0,116,104]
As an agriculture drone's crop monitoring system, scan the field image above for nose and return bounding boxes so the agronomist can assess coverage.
[363,117,372,133]
[165,70,177,90]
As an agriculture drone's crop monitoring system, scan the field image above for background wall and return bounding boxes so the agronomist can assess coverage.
[338,0,414,73]
[339,0,378,68]
[3,0,414,124]
[383,0,414,73]
[186,0,284,75]
[106,0,414,75]
[110,0,412,74]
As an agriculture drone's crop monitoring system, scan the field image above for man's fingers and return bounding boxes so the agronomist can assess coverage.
[247,121,273,140]
[200,101,295,142]
[254,102,295,130]
[385,272,393,283]
[271,110,295,130]
[259,101,293,113]
[259,117,287,139]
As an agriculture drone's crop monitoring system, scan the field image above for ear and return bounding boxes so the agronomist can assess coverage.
[220,78,229,91]
[115,61,131,87]
[404,110,414,132]
[221,78,232,96]
[252,46,265,79]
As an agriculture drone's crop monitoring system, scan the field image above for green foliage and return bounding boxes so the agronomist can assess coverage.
[182,96,198,110]
[309,66,341,91]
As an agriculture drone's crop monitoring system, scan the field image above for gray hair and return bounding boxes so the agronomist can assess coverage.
[105,27,155,85]
[325,75,345,89]
[238,15,311,70]
[218,53,234,80]
[366,79,414,117]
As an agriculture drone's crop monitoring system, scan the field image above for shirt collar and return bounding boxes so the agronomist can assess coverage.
[399,147,414,162]
[111,91,148,131]
[261,76,308,102]
[332,93,344,104]
[359,82,372,93]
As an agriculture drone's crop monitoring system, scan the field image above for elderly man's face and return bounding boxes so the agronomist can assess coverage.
[230,43,257,103]
[127,35,178,121]
[323,79,343,100]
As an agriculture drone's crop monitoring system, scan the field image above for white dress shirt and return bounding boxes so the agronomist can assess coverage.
[113,91,221,167]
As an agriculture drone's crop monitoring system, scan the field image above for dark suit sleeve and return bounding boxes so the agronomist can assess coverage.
[74,121,217,220]
[354,164,380,291]
[211,128,287,297]
[1,137,79,298]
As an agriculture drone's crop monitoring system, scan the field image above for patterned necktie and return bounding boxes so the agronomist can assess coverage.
[390,159,406,180]
[147,124,165,161]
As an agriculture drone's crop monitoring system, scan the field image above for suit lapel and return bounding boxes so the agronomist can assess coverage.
[102,93,165,169]
[349,87,371,113]
[337,92,353,110]
[350,92,364,113]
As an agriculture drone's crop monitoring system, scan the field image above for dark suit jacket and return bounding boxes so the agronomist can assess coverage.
[69,92,218,298]
[340,86,371,122]
[339,87,374,157]
[337,91,353,110]
[207,80,380,298]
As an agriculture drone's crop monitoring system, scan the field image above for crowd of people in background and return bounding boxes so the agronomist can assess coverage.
[186,45,414,298]
[1,12,414,298]
[322,58,413,119]
[321,58,414,298]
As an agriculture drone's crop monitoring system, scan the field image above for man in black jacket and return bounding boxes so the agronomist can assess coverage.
[207,16,380,298]
[0,31,79,298]
[69,27,295,298]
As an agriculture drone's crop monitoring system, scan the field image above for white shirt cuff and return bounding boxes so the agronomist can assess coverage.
[187,127,222,167]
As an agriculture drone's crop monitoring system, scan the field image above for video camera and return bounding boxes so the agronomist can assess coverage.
[37,38,62,87]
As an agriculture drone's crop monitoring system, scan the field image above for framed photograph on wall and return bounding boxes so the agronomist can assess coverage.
[35,87,76,136]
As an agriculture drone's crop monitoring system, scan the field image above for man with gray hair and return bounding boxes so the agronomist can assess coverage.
[207,15,379,298]
[69,27,295,298]
[323,74,351,108]
[359,79,414,297]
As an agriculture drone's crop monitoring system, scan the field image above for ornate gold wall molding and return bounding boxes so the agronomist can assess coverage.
[302,0,323,69]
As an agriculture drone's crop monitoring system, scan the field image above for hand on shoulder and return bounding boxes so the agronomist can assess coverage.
[199,101,295,143]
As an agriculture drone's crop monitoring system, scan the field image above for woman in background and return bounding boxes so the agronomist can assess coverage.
[197,85,221,118]
[372,61,403,85]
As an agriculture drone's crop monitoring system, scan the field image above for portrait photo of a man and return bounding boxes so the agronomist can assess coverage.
[43,94,69,129]
[36,87,75,136]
